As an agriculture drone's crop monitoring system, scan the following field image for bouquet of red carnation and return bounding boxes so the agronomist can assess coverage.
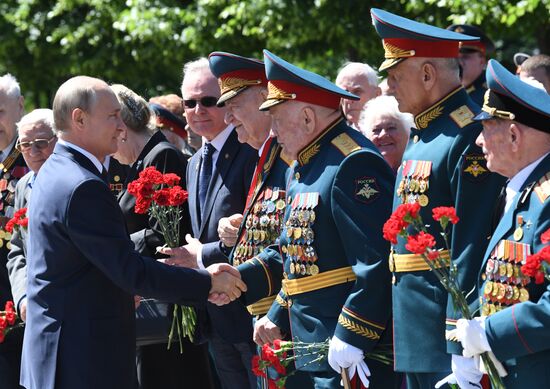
[0,301,21,343]
[127,166,195,351]
[5,208,28,233]
[252,339,393,389]
[383,203,504,389]
[521,228,550,284]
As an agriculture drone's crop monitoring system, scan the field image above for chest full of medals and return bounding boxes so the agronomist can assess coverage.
[282,192,319,278]
[481,239,531,316]
[233,187,286,266]
[397,160,432,207]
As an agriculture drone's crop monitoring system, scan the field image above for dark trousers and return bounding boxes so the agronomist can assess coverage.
[0,326,24,389]
[405,371,450,389]
[209,332,256,389]
[136,340,214,389]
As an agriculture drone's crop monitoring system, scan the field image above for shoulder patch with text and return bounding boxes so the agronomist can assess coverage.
[354,177,380,204]
[462,154,489,181]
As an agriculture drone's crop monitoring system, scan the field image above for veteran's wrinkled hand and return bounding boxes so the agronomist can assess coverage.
[218,213,243,247]
[207,263,247,302]
[253,315,282,346]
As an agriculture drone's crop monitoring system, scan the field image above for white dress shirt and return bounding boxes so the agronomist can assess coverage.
[505,152,550,213]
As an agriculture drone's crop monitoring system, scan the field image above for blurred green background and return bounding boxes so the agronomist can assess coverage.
[1,0,548,109]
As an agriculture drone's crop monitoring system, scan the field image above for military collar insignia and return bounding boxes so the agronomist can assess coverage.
[297,117,343,166]
[262,142,279,173]
[414,86,463,129]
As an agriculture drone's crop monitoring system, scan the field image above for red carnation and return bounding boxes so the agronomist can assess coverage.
[153,188,171,206]
[5,219,15,233]
[394,202,421,221]
[427,250,440,261]
[139,166,164,185]
[541,228,550,244]
[169,186,188,207]
[163,173,181,186]
[19,218,28,228]
[406,231,436,255]
[134,197,152,214]
[251,355,266,378]
[432,206,459,226]
[521,253,544,284]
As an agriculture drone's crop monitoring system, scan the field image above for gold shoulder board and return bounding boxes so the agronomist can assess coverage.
[331,133,361,157]
[534,172,550,203]
[449,105,474,128]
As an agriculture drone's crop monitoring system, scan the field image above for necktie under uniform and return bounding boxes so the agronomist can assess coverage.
[198,143,215,222]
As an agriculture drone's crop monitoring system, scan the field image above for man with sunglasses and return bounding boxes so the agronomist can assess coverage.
[175,58,258,389]
[7,109,57,327]
[0,73,29,389]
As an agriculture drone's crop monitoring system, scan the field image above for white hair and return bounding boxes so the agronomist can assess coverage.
[336,62,379,87]
[359,95,414,135]
[182,57,211,83]
[0,73,21,98]
[17,109,56,135]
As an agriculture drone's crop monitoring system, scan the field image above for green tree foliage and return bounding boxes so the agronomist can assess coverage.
[0,0,547,108]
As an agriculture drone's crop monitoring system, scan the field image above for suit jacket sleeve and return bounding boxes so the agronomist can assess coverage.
[130,147,191,256]
[6,176,30,313]
[201,148,257,267]
[67,178,211,304]
[331,151,394,351]
[485,204,550,361]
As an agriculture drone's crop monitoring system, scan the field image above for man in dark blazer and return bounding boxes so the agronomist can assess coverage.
[165,58,258,389]
[19,75,246,389]
[7,109,57,323]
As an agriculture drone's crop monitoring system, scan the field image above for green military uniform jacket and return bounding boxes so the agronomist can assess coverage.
[240,118,395,373]
[391,87,505,372]
[479,153,550,389]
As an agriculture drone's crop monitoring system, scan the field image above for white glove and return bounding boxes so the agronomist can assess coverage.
[328,336,371,387]
[456,317,491,358]
[435,355,483,389]
[456,317,508,378]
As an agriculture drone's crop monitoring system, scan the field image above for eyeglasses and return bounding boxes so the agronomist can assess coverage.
[16,136,56,152]
[183,96,223,109]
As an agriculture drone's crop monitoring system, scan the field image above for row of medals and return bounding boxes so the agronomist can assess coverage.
[396,176,430,207]
[232,189,286,266]
[282,204,319,277]
[481,240,530,316]
[0,169,18,249]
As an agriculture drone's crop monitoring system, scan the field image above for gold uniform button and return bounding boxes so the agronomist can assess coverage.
[295,172,300,180]
[413,135,419,143]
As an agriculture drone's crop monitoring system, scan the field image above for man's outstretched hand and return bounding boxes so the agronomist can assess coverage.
[206,263,246,305]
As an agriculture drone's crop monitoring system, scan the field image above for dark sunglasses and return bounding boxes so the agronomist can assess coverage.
[16,136,56,152]
[183,96,223,109]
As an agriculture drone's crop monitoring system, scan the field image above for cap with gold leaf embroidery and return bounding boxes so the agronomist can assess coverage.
[208,51,267,107]
[370,8,480,71]
[474,59,550,133]
[259,50,358,111]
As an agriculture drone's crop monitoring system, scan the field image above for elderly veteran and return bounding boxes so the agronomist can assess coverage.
[209,50,311,389]
[335,62,381,130]
[371,8,506,389]
[449,60,550,389]
[7,109,57,324]
[447,24,495,106]
[234,50,396,388]
[359,95,412,173]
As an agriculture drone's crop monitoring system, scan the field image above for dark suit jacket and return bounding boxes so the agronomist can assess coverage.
[20,143,212,389]
[118,131,191,257]
[6,171,32,315]
[187,128,257,343]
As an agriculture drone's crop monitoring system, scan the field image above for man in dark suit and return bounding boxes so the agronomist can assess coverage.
[164,58,258,389]
[7,109,57,324]
[20,75,246,389]
[0,73,29,389]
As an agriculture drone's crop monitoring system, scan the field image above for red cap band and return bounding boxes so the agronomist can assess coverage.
[268,80,342,109]
[157,117,187,140]
[384,37,460,58]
